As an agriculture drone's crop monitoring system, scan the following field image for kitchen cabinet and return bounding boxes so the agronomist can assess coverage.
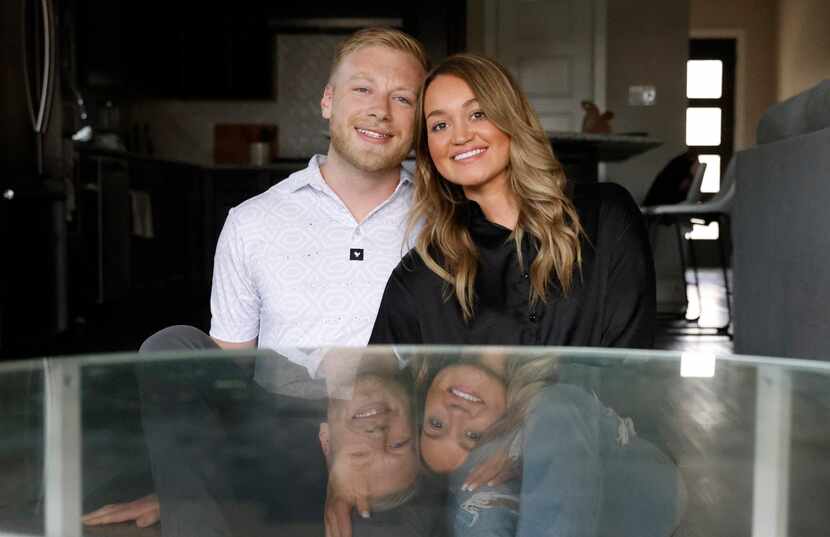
[176,18,273,100]
[70,0,467,100]
[126,159,208,293]
[74,1,273,99]
[64,149,309,352]
[0,180,68,357]
[73,153,206,308]
[71,150,302,312]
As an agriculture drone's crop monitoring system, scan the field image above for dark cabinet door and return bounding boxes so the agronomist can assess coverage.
[122,4,182,98]
[75,1,273,99]
[225,24,273,100]
[177,14,273,100]
[74,0,128,91]
[0,181,68,358]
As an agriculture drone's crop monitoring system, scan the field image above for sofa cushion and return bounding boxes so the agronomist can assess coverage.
[757,79,830,144]
[734,126,830,359]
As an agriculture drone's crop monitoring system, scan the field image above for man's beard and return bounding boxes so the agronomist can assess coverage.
[329,120,411,173]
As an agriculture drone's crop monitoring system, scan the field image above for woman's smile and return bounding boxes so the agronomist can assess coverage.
[451,147,489,162]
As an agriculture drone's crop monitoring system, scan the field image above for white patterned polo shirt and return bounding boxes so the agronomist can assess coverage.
[209,155,414,380]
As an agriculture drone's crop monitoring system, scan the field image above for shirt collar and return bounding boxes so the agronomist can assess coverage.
[462,199,513,248]
[287,154,413,193]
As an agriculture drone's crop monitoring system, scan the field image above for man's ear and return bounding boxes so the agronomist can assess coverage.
[321,84,334,120]
[319,422,331,459]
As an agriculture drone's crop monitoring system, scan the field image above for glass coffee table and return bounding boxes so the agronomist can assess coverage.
[1,346,828,537]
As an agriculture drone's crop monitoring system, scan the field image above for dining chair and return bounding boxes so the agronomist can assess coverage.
[641,161,706,321]
[642,159,736,336]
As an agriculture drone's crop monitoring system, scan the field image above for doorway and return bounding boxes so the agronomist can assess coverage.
[684,37,737,261]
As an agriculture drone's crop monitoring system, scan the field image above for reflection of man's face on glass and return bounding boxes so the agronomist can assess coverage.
[319,374,418,504]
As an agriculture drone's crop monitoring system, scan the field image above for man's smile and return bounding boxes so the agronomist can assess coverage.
[352,402,391,419]
[355,127,394,143]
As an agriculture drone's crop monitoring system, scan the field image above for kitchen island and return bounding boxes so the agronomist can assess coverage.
[548,131,662,182]
[62,147,310,355]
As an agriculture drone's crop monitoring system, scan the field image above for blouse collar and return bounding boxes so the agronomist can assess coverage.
[462,200,513,249]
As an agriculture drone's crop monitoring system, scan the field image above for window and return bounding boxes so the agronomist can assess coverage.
[687,60,723,99]
[697,154,721,193]
[685,39,736,240]
[686,108,722,146]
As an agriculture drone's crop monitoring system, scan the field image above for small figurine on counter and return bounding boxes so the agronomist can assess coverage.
[581,100,614,134]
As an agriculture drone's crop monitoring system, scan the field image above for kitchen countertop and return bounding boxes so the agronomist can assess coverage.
[546,131,662,163]
[75,146,309,172]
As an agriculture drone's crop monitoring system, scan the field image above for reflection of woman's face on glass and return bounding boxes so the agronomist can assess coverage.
[421,364,507,473]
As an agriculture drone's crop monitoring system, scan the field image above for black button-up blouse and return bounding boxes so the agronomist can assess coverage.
[369,182,656,348]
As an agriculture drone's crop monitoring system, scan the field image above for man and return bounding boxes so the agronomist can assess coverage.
[82,27,430,529]
[210,26,426,360]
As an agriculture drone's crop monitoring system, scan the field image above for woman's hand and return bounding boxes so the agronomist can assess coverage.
[81,493,160,527]
[462,449,520,492]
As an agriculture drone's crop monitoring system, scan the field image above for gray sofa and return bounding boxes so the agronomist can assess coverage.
[733,80,830,359]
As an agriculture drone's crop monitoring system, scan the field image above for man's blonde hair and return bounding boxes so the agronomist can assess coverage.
[329,27,430,82]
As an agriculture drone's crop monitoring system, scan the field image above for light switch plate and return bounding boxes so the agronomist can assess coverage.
[629,85,657,106]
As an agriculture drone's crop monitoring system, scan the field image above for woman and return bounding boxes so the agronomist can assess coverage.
[369,53,655,348]
[366,53,674,536]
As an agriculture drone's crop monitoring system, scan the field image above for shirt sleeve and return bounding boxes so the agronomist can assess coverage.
[600,187,657,349]
[209,209,262,343]
[369,263,424,345]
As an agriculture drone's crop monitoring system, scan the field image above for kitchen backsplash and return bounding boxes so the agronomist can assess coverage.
[125,33,343,166]
[276,34,342,159]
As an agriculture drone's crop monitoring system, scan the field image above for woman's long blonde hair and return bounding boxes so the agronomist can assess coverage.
[410,54,583,320]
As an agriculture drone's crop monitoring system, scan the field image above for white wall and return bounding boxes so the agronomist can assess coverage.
[603,0,691,312]
[691,0,779,149]
[603,0,690,203]
[778,0,830,100]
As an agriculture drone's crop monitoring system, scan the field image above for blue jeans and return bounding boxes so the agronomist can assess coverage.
[449,384,684,537]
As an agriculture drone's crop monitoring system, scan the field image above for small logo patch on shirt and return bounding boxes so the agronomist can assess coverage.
[349,248,364,261]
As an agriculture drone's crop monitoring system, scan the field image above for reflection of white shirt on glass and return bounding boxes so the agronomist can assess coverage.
[209,155,414,385]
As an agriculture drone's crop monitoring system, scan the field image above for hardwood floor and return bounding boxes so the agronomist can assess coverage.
[6,269,829,537]
[655,268,734,355]
[647,269,829,536]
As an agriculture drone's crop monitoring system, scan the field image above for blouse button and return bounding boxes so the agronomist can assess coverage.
[529,312,537,322]
[522,272,529,280]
